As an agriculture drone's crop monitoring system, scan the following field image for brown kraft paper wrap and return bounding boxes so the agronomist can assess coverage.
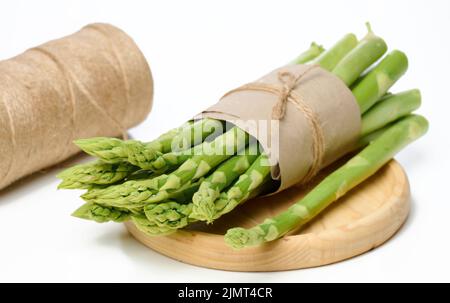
[0,23,153,190]
[198,64,361,192]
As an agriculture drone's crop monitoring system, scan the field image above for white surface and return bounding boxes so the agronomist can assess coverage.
[0,0,449,282]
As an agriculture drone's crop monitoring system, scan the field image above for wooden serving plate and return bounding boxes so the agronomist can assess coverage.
[125,160,410,272]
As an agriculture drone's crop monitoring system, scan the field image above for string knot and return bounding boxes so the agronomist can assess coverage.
[271,65,318,120]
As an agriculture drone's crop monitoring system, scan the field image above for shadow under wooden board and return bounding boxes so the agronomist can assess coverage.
[125,159,410,272]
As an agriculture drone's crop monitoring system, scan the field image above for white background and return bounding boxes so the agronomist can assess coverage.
[0,0,449,282]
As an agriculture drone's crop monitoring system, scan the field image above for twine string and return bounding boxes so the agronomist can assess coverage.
[220,64,324,183]
[271,65,318,120]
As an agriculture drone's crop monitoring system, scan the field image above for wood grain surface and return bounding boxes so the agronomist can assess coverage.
[125,160,410,272]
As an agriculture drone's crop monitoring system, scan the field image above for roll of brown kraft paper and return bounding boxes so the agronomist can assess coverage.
[0,23,153,190]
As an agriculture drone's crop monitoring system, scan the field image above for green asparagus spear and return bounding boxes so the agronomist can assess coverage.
[190,145,260,221]
[72,203,131,223]
[197,154,272,223]
[57,161,138,189]
[74,137,132,163]
[74,121,191,161]
[332,23,388,86]
[131,215,174,236]
[134,143,204,172]
[291,42,325,65]
[146,127,249,203]
[127,151,268,232]
[81,175,203,212]
[81,175,167,211]
[83,176,203,214]
[144,201,195,230]
[143,150,270,231]
[225,114,428,249]
[361,89,420,136]
[81,127,248,208]
[126,119,224,169]
[314,34,358,71]
[357,123,391,148]
[74,119,223,164]
[352,50,409,114]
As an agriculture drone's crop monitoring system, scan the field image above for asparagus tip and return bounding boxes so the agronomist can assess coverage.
[190,191,220,223]
[73,137,123,154]
[224,227,251,250]
[81,190,99,200]
[189,201,216,223]
[71,204,92,220]
[57,180,71,189]
[56,167,72,179]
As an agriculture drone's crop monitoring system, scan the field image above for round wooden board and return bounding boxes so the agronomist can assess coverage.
[125,160,410,272]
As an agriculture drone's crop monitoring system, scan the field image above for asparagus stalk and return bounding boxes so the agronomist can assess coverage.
[357,123,391,148]
[352,50,409,114]
[136,151,269,235]
[73,122,192,161]
[81,174,203,211]
[127,118,224,169]
[57,161,138,189]
[361,89,421,136]
[81,175,167,211]
[131,215,174,236]
[137,174,213,233]
[72,203,131,223]
[290,42,325,65]
[144,201,194,230]
[74,119,223,165]
[225,115,428,249]
[74,137,132,163]
[143,127,249,203]
[332,23,387,86]
[134,143,205,172]
[81,127,248,208]
[59,132,218,189]
[313,34,358,71]
[190,145,260,220]
[197,154,272,223]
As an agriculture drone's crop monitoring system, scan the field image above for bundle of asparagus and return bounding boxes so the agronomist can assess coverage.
[58,24,428,249]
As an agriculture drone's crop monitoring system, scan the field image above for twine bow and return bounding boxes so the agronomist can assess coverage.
[271,65,319,120]
[219,64,324,184]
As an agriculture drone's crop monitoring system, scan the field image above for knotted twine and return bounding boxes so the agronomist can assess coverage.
[198,64,361,192]
[0,23,153,190]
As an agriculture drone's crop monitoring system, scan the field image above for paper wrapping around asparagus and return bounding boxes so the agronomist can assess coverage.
[0,23,153,190]
[198,64,361,191]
